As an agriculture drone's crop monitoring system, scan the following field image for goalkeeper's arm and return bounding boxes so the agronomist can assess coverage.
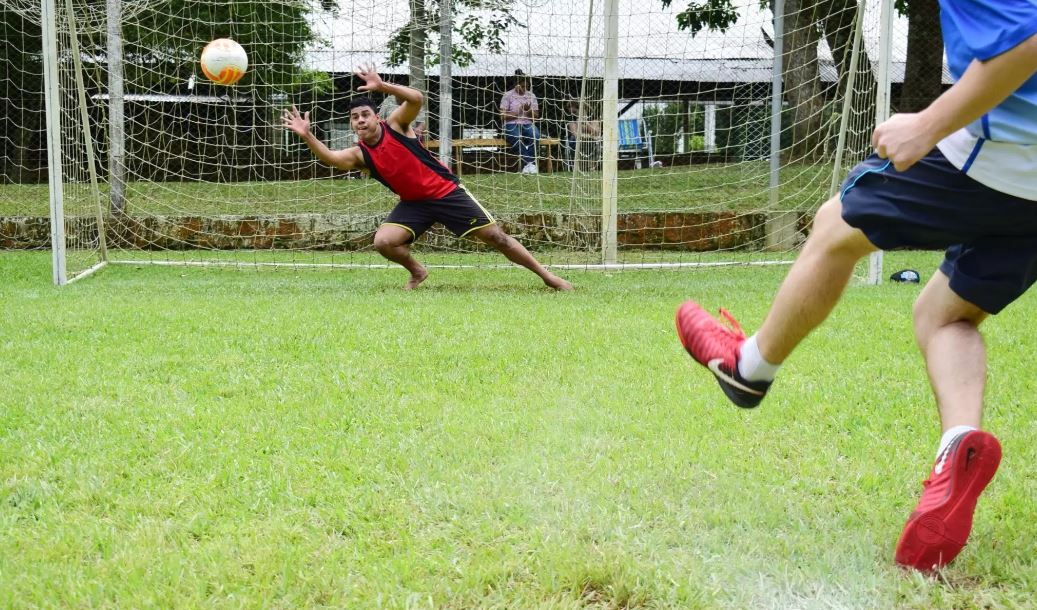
[281,105,364,171]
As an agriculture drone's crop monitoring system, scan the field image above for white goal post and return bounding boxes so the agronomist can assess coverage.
[17,0,899,284]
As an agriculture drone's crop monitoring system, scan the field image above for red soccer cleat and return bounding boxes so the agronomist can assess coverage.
[675,300,770,408]
[895,430,1002,572]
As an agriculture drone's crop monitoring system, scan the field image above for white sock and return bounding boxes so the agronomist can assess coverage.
[937,425,977,460]
[737,335,780,382]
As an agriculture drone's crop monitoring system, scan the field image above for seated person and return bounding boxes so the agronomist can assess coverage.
[564,97,601,169]
[500,69,540,174]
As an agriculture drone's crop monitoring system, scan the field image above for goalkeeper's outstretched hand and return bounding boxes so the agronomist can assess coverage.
[281,105,311,138]
[354,63,385,93]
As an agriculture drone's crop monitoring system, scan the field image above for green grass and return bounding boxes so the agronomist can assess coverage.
[2,251,1036,608]
[0,162,832,217]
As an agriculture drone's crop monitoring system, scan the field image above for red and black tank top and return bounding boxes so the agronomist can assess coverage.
[357,122,459,201]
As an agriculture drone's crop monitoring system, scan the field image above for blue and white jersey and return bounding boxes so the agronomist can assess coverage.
[935,0,1037,200]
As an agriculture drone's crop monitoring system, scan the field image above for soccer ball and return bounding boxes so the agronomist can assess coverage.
[200,38,248,85]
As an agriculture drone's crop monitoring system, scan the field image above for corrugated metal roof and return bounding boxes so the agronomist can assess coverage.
[303,0,950,83]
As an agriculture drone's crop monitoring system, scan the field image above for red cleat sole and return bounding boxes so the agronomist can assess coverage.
[895,431,1001,572]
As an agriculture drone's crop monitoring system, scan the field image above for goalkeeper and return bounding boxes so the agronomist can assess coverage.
[283,64,573,291]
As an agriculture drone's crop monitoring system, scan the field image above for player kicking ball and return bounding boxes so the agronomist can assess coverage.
[676,1,1036,573]
[283,64,573,291]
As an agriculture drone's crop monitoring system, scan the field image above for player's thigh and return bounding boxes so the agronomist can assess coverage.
[839,149,1037,250]
[913,269,989,345]
[935,238,1037,315]
[381,201,435,244]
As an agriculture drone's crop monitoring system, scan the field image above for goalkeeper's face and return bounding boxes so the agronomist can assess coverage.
[350,105,379,142]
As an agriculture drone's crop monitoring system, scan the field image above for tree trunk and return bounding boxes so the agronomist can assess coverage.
[820,0,855,80]
[822,0,876,162]
[408,0,427,101]
[899,0,943,112]
[782,0,824,162]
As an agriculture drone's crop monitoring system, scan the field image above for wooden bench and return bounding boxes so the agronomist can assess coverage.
[426,137,562,175]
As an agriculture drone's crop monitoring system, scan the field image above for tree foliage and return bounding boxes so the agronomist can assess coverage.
[644,103,705,155]
[119,0,335,94]
[1,1,337,95]
[659,0,944,160]
[386,0,521,69]
[1,5,44,181]
[1,4,43,88]
[661,0,944,113]
[660,0,741,35]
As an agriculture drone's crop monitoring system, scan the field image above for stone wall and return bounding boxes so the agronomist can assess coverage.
[0,211,812,252]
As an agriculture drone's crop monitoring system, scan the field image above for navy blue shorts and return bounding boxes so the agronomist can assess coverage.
[840,149,1037,314]
[383,185,496,241]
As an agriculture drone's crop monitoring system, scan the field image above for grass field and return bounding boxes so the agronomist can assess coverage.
[0,162,832,217]
[2,250,1036,608]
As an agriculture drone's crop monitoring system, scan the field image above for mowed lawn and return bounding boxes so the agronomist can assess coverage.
[2,251,1036,608]
[0,162,831,217]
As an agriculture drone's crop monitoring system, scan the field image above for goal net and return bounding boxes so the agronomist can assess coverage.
[5,0,897,283]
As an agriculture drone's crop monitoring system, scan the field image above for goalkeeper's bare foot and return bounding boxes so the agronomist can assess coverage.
[545,275,573,291]
[404,269,428,290]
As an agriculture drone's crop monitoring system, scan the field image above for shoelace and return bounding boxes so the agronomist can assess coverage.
[687,308,747,364]
[716,308,747,340]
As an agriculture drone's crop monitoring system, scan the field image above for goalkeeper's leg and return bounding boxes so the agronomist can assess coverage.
[471,225,572,291]
[373,224,428,290]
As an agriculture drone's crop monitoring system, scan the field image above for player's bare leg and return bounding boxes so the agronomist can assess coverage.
[675,195,875,408]
[896,271,999,571]
[912,270,988,430]
[754,196,877,363]
[471,225,573,290]
[373,224,428,289]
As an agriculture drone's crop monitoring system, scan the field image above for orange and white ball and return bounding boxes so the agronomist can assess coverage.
[200,38,248,85]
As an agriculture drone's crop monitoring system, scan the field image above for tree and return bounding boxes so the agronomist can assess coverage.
[781,0,825,161]
[386,0,521,79]
[115,0,335,95]
[897,0,942,112]
[661,0,826,160]
[407,0,427,107]
[661,0,944,159]
[644,103,706,156]
[387,0,520,69]
[1,4,44,182]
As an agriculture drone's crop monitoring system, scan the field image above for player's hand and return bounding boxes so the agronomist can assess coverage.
[871,113,936,172]
[354,63,384,93]
[281,105,311,137]
[521,102,531,112]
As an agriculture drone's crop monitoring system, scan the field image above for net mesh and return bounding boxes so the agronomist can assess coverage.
[0,0,927,281]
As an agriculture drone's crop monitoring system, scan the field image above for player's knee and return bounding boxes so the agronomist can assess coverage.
[372,233,400,253]
[808,198,873,259]
[912,299,937,349]
[480,227,511,249]
[912,292,984,343]
[812,198,846,235]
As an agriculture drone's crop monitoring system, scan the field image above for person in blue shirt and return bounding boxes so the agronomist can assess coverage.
[675,0,1037,572]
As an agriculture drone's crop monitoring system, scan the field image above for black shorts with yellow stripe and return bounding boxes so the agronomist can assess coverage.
[383,185,496,242]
